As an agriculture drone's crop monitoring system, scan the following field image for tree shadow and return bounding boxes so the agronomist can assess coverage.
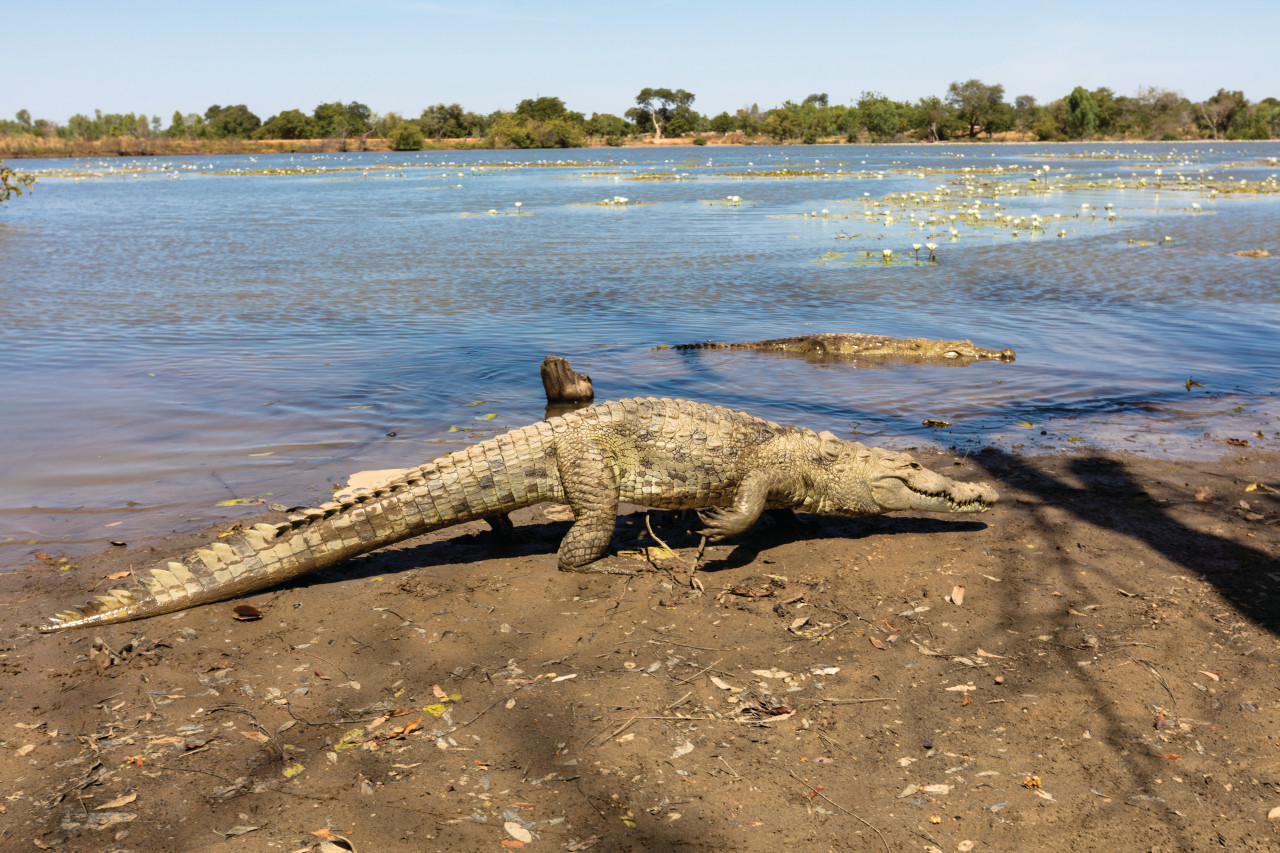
[972,447,1280,635]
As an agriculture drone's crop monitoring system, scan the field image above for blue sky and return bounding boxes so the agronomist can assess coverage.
[7,0,1278,124]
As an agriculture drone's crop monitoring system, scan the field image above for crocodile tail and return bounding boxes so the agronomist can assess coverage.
[40,424,562,632]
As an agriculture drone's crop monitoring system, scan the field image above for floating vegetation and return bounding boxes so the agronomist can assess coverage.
[625,172,694,181]
[715,168,840,179]
[814,249,938,268]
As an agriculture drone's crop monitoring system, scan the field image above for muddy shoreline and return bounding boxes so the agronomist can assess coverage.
[2,445,1278,851]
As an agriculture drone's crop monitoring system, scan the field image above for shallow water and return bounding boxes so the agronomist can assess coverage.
[2,142,1278,567]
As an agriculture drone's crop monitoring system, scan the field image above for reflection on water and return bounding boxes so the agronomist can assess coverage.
[1,143,1278,567]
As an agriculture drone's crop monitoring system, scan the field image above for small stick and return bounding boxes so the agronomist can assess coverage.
[674,658,724,686]
[786,768,888,852]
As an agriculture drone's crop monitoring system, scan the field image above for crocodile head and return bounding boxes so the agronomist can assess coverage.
[813,438,997,516]
[863,446,997,513]
[939,342,1017,362]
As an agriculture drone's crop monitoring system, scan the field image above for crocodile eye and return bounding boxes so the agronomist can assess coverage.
[909,462,922,470]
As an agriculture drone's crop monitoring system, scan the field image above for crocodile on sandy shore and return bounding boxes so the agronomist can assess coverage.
[40,397,998,632]
[661,334,1016,362]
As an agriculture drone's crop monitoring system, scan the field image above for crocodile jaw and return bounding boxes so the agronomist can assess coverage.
[867,451,998,514]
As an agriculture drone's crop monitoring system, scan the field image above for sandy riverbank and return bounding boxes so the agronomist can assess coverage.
[1,445,1277,852]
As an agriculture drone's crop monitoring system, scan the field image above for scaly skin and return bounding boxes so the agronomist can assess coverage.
[40,398,997,632]
[667,334,1016,362]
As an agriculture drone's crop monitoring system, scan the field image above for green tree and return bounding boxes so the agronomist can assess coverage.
[418,103,484,138]
[1013,95,1042,132]
[514,96,582,124]
[759,107,797,142]
[630,87,696,139]
[313,101,371,139]
[1,159,36,207]
[66,112,101,140]
[1197,89,1245,139]
[256,109,318,139]
[735,104,762,136]
[707,111,736,133]
[984,101,1015,137]
[856,91,902,141]
[15,109,32,131]
[907,96,960,141]
[946,79,1007,138]
[585,112,632,138]
[1115,87,1190,138]
[1065,86,1100,138]
[205,104,261,138]
[486,113,535,148]
[1089,87,1120,136]
[387,121,424,150]
[529,117,584,148]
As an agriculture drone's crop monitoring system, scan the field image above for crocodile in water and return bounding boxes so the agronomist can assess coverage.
[664,334,1015,362]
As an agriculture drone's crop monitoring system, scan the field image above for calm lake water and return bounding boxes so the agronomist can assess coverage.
[2,142,1278,567]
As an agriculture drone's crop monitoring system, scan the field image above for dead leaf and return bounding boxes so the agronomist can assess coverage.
[105,571,131,580]
[232,604,262,621]
[218,825,261,837]
[95,792,137,810]
[950,585,965,606]
[241,731,270,743]
[1225,437,1250,447]
[869,636,886,650]
[385,718,422,740]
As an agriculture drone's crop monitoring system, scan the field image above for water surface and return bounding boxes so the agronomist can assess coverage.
[2,143,1278,567]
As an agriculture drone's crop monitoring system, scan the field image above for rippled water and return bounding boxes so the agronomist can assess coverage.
[2,142,1278,566]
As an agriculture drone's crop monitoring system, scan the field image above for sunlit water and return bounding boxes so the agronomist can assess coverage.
[2,142,1278,567]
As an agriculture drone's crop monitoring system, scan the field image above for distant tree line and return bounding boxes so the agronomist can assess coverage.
[3,81,1278,150]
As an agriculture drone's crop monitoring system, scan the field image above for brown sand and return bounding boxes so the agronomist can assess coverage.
[1,447,1278,852]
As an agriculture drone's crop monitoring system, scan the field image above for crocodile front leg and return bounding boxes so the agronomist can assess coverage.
[698,470,805,539]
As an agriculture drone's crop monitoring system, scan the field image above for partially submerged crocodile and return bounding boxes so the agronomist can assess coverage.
[665,334,1016,362]
[41,397,997,632]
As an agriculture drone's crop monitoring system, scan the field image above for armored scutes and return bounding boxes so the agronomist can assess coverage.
[41,398,997,632]
[667,333,1016,362]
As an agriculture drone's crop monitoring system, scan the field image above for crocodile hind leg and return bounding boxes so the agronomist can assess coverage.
[554,437,645,574]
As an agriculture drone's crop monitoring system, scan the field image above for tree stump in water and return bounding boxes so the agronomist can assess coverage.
[541,355,594,404]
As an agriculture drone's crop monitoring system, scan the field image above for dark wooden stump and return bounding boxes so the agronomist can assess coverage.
[540,355,594,404]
